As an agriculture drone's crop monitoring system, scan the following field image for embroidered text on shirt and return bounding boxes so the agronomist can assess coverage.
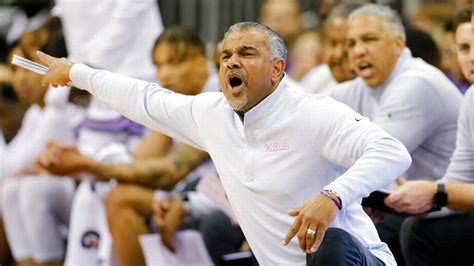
[265,141,290,152]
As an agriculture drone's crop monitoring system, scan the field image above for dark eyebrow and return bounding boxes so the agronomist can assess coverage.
[360,32,379,38]
[241,45,258,52]
[222,46,258,55]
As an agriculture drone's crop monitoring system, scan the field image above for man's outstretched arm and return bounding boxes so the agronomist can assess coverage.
[37,51,208,151]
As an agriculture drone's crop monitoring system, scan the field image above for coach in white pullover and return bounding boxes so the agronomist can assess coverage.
[38,22,410,266]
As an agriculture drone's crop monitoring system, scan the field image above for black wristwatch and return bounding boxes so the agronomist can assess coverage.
[433,183,448,208]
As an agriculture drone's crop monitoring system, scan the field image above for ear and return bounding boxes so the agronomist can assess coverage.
[394,36,406,56]
[271,58,286,82]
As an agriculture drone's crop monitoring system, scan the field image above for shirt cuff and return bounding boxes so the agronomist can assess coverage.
[323,183,349,211]
[70,63,95,93]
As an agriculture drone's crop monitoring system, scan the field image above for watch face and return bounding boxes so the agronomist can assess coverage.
[434,184,448,207]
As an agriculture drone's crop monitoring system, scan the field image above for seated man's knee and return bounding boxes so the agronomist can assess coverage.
[105,184,153,224]
[106,185,131,218]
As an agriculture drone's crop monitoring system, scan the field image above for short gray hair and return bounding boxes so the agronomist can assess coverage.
[224,22,288,61]
[349,4,406,40]
[325,0,369,22]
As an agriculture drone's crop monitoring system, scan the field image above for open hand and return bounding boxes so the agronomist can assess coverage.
[282,194,339,253]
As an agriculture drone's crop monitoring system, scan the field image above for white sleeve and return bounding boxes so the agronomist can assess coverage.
[70,64,208,151]
[442,89,474,183]
[312,98,412,208]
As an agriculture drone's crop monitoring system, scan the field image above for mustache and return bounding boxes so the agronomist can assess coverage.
[328,57,349,67]
[225,69,246,80]
[329,61,343,67]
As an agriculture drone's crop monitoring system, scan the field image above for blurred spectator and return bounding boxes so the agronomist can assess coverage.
[330,4,462,265]
[53,0,163,81]
[442,21,470,94]
[5,0,51,44]
[288,30,322,81]
[0,63,19,266]
[300,1,364,94]
[315,0,343,26]
[21,2,164,264]
[260,0,304,48]
[260,0,304,74]
[452,5,473,89]
[1,22,83,266]
[0,64,26,146]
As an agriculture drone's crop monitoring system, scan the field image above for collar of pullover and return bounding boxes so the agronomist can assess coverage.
[239,74,290,127]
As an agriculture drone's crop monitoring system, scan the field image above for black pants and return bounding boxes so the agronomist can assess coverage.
[200,210,252,266]
[400,214,474,266]
[307,228,385,266]
[376,215,406,266]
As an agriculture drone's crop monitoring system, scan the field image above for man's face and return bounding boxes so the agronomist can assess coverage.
[455,22,474,84]
[153,43,208,95]
[322,16,355,83]
[10,46,47,105]
[346,15,405,88]
[219,29,284,113]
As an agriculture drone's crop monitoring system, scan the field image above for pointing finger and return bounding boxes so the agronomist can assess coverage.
[282,216,302,246]
[36,51,57,66]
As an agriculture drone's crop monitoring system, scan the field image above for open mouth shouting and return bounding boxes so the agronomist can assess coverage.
[357,61,374,79]
[227,73,244,96]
